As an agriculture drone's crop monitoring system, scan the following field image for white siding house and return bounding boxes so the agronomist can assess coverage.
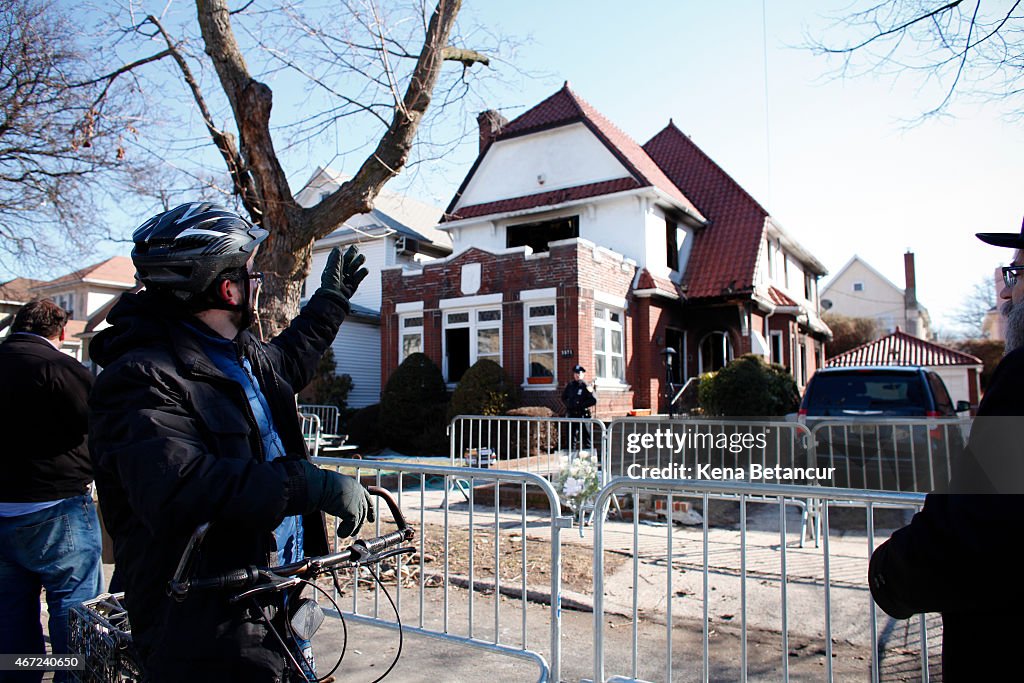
[296,167,451,407]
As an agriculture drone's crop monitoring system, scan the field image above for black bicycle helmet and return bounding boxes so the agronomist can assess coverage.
[131,202,269,300]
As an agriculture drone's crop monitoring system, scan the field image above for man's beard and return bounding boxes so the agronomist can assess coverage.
[1002,299,1024,354]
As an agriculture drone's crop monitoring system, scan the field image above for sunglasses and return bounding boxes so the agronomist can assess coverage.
[1002,265,1024,289]
[249,271,264,289]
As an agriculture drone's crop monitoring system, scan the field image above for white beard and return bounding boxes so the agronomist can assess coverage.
[1002,299,1024,354]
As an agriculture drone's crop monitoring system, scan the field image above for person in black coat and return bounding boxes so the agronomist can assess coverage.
[0,299,103,682]
[88,203,375,682]
[562,364,597,449]
[869,220,1024,679]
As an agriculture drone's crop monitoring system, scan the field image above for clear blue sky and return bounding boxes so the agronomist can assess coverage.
[17,1,1023,334]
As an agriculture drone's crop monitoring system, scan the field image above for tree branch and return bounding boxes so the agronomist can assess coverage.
[820,0,965,54]
[305,0,476,239]
[441,46,489,67]
[145,12,261,219]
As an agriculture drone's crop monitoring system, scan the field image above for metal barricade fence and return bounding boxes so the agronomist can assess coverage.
[449,414,607,478]
[298,403,340,435]
[312,456,573,682]
[808,417,970,493]
[591,478,931,683]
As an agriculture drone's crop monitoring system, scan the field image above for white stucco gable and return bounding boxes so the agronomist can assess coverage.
[454,123,632,210]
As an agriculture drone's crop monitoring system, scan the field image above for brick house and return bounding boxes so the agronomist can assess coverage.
[381,84,831,416]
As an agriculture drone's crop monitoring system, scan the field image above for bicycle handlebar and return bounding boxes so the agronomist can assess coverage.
[168,486,415,601]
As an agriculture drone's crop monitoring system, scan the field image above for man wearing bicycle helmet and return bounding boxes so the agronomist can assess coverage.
[89,202,374,681]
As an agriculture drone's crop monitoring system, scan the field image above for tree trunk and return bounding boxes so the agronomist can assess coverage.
[194,0,469,338]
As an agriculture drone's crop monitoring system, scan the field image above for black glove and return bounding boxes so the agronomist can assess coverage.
[300,461,375,537]
[316,245,369,312]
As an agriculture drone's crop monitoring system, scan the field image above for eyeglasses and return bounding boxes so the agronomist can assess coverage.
[249,271,264,289]
[1002,265,1024,289]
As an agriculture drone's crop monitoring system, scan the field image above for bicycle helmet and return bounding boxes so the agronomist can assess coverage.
[131,202,269,300]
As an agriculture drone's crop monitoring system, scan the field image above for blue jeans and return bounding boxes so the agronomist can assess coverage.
[0,495,104,683]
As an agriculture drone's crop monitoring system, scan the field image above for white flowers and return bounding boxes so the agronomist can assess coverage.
[556,450,600,512]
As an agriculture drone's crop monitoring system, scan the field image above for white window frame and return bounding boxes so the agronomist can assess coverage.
[524,302,557,387]
[594,304,625,384]
[442,306,502,383]
[852,281,864,292]
[399,313,424,364]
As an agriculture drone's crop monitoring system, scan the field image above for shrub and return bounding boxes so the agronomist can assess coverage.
[447,359,519,421]
[344,403,381,452]
[952,338,1003,390]
[298,348,353,410]
[378,353,448,455]
[698,354,800,417]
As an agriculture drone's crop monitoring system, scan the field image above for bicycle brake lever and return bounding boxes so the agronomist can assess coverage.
[229,572,303,604]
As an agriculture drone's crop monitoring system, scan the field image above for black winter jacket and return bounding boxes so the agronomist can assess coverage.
[0,333,94,501]
[869,347,1024,679]
[88,290,344,682]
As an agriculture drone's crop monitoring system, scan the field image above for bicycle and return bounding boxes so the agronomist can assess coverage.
[71,486,416,683]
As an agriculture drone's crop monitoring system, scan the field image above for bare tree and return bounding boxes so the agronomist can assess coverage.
[808,1,1024,120]
[85,0,492,335]
[952,275,998,337]
[822,312,879,357]
[0,0,145,274]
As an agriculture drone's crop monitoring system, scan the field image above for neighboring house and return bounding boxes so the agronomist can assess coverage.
[26,256,137,363]
[297,167,453,407]
[826,328,982,410]
[1,258,136,363]
[821,253,932,340]
[380,84,831,417]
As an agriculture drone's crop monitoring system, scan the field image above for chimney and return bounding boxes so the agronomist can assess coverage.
[904,251,918,336]
[904,251,917,305]
[476,110,508,153]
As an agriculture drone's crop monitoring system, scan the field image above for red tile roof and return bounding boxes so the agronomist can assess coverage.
[448,178,640,221]
[827,329,983,368]
[445,84,704,221]
[0,277,45,304]
[36,256,136,290]
[643,122,768,300]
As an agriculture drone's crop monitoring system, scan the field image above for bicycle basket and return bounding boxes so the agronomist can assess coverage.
[68,592,144,683]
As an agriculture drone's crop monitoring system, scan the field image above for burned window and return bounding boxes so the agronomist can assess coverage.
[506,216,579,254]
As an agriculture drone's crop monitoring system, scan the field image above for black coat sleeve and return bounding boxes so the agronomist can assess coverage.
[259,292,348,394]
[89,359,305,537]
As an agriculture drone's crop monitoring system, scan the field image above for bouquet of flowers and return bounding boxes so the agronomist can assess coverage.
[555,450,601,514]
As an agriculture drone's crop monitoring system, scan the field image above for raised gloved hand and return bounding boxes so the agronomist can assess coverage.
[316,245,369,311]
[300,460,375,537]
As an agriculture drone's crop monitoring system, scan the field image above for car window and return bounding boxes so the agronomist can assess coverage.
[804,371,929,415]
[926,372,954,415]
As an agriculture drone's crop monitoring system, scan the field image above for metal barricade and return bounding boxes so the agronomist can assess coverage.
[313,456,573,682]
[297,403,340,435]
[299,412,322,457]
[591,478,932,683]
[449,414,607,478]
[808,417,970,493]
